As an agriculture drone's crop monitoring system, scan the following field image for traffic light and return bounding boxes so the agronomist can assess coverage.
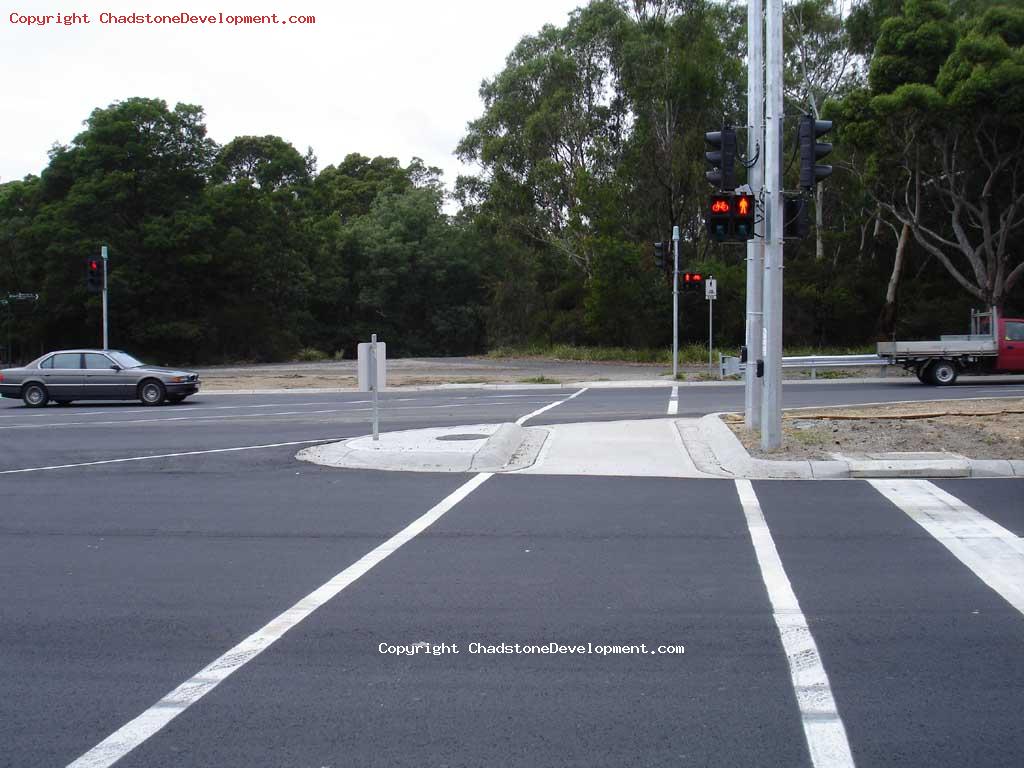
[654,241,669,272]
[707,195,732,242]
[734,194,755,240]
[86,258,102,293]
[682,272,704,293]
[706,193,755,242]
[798,115,833,190]
[783,194,809,240]
[705,125,737,191]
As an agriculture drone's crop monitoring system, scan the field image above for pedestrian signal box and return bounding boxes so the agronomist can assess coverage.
[706,193,755,243]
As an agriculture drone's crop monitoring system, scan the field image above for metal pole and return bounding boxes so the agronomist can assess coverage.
[745,0,765,431]
[708,297,713,372]
[672,225,680,379]
[761,0,784,450]
[370,333,379,441]
[101,245,109,350]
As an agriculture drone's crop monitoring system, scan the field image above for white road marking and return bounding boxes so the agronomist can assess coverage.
[734,480,855,768]
[0,437,349,475]
[0,408,359,430]
[0,392,555,420]
[515,388,588,426]
[65,472,493,768]
[0,400,356,419]
[869,479,1024,615]
[667,385,679,415]
[0,400,557,431]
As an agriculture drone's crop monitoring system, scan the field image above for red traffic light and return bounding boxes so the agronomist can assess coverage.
[88,260,99,271]
[710,197,730,214]
[736,196,751,216]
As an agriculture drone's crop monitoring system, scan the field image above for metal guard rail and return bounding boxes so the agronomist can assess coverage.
[720,353,893,379]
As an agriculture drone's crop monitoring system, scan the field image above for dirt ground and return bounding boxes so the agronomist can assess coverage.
[727,398,1024,461]
[195,357,909,390]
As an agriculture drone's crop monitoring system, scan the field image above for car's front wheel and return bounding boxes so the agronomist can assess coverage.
[139,379,166,405]
[22,383,49,408]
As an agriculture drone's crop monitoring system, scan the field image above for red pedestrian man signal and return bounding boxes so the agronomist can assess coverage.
[706,193,755,243]
[86,258,102,293]
[682,272,704,292]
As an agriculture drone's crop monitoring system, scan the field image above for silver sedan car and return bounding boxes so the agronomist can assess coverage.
[0,349,200,407]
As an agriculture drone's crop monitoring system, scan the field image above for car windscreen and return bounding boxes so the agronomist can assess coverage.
[108,351,145,368]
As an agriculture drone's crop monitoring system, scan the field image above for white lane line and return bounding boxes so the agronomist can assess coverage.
[734,480,855,768]
[66,472,493,768]
[0,400,558,431]
[0,392,548,421]
[868,479,1024,615]
[0,437,349,475]
[0,408,359,430]
[0,400,360,419]
[515,388,588,426]
[667,385,679,415]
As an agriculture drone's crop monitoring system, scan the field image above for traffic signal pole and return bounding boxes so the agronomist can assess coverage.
[101,245,109,350]
[761,0,784,449]
[744,0,764,432]
[672,225,680,379]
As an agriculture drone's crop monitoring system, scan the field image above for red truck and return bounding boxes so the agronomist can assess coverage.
[876,307,1024,385]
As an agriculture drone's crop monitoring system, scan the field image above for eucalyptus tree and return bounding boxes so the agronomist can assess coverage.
[835,0,1024,319]
[24,98,217,356]
[458,0,632,276]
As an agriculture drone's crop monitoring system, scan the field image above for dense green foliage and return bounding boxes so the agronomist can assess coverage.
[0,99,487,363]
[1,0,1021,365]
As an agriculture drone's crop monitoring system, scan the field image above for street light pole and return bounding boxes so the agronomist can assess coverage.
[745,0,765,431]
[101,245,109,350]
[672,224,680,380]
[761,0,785,450]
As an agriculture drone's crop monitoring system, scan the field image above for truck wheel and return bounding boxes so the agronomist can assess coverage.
[929,360,958,386]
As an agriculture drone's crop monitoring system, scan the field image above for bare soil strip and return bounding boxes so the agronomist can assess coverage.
[726,398,1024,461]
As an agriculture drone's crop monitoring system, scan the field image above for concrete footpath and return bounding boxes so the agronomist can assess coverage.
[297,415,1024,480]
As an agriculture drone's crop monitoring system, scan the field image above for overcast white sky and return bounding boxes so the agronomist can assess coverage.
[1,0,583,188]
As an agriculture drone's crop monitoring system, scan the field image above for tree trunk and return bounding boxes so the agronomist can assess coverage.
[876,222,910,339]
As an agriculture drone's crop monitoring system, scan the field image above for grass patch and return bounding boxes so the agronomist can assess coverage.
[790,428,829,446]
[799,369,849,379]
[295,347,328,362]
[518,376,561,384]
[489,343,709,364]
[488,343,875,365]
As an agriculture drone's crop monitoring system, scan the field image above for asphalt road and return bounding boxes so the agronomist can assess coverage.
[1,381,1022,767]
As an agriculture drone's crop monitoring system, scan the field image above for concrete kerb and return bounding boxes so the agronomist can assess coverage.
[194,376,933,396]
[296,422,545,473]
[694,412,1023,479]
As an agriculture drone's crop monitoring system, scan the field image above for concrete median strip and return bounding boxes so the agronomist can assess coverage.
[295,414,1020,480]
[297,422,547,473]
[686,413,1024,479]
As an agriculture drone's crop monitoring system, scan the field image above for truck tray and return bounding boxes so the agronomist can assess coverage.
[876,339,998,357]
